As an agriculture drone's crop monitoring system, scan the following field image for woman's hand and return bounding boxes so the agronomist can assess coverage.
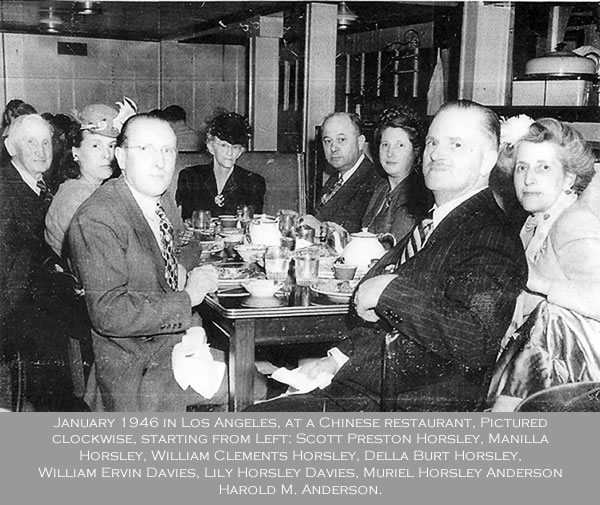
[296,356,340,380]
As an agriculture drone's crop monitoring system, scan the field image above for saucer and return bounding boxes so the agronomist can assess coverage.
[241,296,284,308]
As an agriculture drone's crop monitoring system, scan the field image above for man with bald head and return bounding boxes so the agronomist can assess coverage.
[0,114,56,409]
[69,113,265,411]
[250,101,527,412]
[308,112,381,233]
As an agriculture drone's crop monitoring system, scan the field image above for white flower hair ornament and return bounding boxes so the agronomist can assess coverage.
[113,97,138,132]
[500,114,534,147]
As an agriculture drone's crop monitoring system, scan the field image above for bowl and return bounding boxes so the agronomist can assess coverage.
[241,279,283,298]
[235,244,266,263]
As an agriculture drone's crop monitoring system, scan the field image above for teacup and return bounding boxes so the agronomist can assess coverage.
[333,264,357,281]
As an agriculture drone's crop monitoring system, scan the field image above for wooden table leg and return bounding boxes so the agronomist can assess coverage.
[229,319,256,412]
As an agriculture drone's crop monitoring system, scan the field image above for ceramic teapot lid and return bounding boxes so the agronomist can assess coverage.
[350,228,378,239]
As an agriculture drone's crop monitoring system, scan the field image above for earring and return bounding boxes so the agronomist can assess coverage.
[73,154,80,162]
[565,188,572,195]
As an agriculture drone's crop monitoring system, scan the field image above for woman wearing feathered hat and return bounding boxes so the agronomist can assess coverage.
[45,98,136,257]
[176,111,265,219]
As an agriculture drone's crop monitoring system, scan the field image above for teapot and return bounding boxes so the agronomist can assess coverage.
[247,214,282,247]
[342,228,385,269]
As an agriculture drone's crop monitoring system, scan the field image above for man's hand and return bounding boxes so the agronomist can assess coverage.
[354,274,397,322]
[296,356,340,380]
[184,265,219,307]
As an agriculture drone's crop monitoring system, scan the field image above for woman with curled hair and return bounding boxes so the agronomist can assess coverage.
[360,105,431,246]
[489,117,600,411]
[45,104,120,258]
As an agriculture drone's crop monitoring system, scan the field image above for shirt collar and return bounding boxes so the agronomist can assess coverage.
[125,179,161,222]
[338,153,365,183]
[432,186,488,229]
[12,161,42,195]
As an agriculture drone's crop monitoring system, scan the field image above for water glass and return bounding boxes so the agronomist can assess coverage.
[294,248,320,286]
[264,246,291,282]
[236,205,254,226]
[192,210,211,230]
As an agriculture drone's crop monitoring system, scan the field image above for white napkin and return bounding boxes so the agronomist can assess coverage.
[271,366,333,394]
[172,326,225,399]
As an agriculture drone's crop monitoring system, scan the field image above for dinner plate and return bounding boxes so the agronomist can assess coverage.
[310,280,358,303]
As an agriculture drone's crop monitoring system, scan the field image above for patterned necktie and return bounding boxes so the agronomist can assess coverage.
[320,173,344,206]
[155,202,179,291]
[36,178,53,206]
[398,211,434,266]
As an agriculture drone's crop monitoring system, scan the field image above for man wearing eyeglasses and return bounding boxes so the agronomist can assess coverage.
[69,114,265,411]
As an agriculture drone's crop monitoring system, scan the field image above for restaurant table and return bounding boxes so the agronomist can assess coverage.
[197,285,351,412]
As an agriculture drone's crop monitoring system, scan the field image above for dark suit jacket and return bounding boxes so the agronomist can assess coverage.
[176,163,266,219]
[315,156,382,233]
[0,161,47,340]
[361,173,431,244]
[69,176,225,411]
[329,188,528,411]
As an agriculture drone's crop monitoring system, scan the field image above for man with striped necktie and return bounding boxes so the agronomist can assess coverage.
[249,101,527,412]
[70,114,266,411]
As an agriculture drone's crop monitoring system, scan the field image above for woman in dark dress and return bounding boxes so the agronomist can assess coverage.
[176,112,265,219]
[360,105,431,247]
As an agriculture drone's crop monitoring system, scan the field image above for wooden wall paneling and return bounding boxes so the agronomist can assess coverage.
[223,45,247,114]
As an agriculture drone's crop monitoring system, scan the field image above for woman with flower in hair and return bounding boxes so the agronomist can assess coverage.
[489,117,600,411]
[45,100,136,258]
[176,111,265,218]
[360,105,431,246]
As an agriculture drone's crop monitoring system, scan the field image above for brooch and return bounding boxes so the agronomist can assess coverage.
[214,194,225,207]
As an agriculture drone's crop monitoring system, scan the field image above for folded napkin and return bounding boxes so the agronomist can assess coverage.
[172,326,225,399]
[271,366,333,394]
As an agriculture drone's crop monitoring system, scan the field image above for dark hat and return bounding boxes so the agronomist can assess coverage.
[207,112,251,146]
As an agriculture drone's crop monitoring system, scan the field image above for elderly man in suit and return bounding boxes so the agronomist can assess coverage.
[0,114,75,410]
[250,100,527,412]
[69,113,265,411]
[303,112,382,233]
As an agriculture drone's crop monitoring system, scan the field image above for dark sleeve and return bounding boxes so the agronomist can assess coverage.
[376,227,526,368]
[175,169,193,220]
[69,208,192,338]
[249,173,266,214]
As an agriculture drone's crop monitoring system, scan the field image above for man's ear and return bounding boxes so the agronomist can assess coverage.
[4,136,14,157]
[114,146,126,172]
[480,150,499,177]
[357,134,366,153]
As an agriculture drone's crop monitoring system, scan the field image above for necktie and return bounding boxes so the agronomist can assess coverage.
[36,178,53,206]
[398,211,434,266]
[320,173,344,206]
[155,202,179,291]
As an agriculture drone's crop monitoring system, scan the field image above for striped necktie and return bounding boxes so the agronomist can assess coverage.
[399,211,434,266]
[320,173,344,206]
[36,178,53,206]
[155,202,179,291]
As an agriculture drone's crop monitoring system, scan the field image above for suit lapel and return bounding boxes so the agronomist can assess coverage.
[319,157,373,210]
[114,177,170,291]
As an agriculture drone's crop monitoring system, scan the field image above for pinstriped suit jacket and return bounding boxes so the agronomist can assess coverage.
[333,188,528,410]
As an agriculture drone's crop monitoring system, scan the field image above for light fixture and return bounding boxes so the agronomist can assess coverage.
[74,2,103,16]
[39,7,64,34]
[337,1,357,31]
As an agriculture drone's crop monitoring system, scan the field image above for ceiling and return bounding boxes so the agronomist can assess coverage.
[0,1,460,43]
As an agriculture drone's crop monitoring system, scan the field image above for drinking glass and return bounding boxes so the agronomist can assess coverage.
[278,210,298,238]
[192,210,211,230]
[264,246,291,282]
[294,247,320,286]
[192,210,212,239]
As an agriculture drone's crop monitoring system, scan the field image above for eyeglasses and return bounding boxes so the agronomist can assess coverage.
[123,144,178,159]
